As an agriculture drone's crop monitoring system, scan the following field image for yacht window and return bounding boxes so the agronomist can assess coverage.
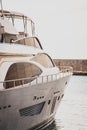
[27,21,32,36]
[16,37,42,49]
[0,35,2,42]
[24,37,42,49]
[14,19,24,33]
[31,53,55,68]
[5,62,42,88]
[0,34,3,42]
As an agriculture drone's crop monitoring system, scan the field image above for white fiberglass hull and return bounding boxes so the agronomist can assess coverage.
[0,75,70,130]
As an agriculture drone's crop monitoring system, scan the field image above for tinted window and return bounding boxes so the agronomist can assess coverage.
[31,53,55,68]
[5,62,42,88]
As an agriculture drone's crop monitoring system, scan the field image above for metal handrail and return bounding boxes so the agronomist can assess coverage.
[0,66,73,89]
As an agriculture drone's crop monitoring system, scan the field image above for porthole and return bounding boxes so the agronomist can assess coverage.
[3,106,7,109]
[48,100,51,105]
[65,81,67,85]
[61,94,64,98]
[8,105,11,108]
[0,105,11,110]
[57,96,60,100]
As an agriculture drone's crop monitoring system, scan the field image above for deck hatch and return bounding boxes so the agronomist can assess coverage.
[19,101,45,117]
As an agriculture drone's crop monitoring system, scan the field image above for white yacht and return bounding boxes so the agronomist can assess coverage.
[0,1,73,130]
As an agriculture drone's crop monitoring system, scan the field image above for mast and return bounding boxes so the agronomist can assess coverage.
[0,0,4,17]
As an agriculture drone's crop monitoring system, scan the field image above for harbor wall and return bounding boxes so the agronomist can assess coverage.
[54,59,87,75]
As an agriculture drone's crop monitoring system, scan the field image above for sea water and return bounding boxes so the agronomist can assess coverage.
[43,76,87,130]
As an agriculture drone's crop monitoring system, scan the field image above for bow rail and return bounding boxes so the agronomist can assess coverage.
[0,66,73,89]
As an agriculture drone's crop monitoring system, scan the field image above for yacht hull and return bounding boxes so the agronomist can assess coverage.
[0,75,70,130]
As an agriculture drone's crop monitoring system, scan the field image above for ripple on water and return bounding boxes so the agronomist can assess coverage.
[55,76,87,130]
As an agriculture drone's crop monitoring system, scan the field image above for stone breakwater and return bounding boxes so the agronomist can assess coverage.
[54,59,87,75]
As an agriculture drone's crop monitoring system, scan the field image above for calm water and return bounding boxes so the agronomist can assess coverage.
[43,76,87,130]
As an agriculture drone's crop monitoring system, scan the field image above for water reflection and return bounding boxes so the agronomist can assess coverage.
[41,120,59,130]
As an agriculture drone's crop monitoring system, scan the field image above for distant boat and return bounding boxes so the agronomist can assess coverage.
[0,1,73,130]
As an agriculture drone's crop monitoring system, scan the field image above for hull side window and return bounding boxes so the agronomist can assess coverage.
[4,62,42,88]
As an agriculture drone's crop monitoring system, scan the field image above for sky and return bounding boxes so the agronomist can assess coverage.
[1,0,87,59]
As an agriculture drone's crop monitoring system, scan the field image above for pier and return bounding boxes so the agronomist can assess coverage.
[54,59,87,75]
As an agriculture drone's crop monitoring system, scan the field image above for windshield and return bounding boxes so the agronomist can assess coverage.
[0,10,35,37]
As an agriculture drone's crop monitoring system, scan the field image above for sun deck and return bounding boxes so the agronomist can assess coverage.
[0,10,43,49]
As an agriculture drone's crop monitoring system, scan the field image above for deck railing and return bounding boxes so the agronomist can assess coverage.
[0,66,73,89]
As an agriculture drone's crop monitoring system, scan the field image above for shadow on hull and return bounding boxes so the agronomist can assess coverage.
[29,117,60,130]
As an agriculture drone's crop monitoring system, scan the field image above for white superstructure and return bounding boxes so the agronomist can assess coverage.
[0,2,72,130]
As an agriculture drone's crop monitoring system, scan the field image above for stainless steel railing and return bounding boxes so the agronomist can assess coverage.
[0,66,73,89]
